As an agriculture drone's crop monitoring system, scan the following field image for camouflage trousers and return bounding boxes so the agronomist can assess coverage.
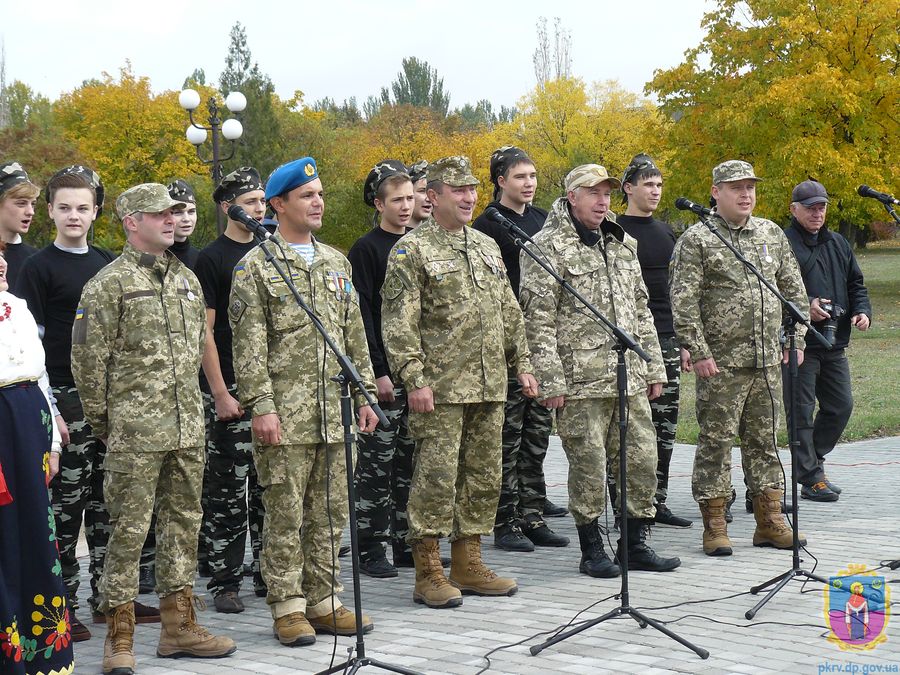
[693,365,785,502]
[406,402,504,541]
[255,442,347,619]
[200,388,264,596]
[650,337,681,503]
[99,446,204,611]
[563,395,657,526]
[495,377,553,528]
[49,386,111,612]
[354,386,414,560]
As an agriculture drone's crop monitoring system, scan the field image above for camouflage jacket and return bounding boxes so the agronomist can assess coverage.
[519,198,665,400]
[229,238,376,444]
[71,244,206,451]
[670,213,810,368]
[381,219,532,404]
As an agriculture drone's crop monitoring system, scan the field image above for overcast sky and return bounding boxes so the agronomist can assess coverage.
[5,0,713,109]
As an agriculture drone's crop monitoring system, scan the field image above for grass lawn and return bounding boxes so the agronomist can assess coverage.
[675,248,900,445]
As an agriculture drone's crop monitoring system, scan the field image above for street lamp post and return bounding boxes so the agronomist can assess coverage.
[179,88,246,234]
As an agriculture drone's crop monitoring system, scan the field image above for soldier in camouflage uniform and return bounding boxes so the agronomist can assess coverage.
[669,160,810,557]
[521,164,681,577]
[230,157,378,647]
[72,183,236,675]
[381,156,538,609]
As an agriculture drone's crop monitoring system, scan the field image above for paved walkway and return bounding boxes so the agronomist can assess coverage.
[72,436,900,674]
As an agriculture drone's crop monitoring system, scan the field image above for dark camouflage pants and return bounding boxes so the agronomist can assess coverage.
[49,386,111,612]
[651,337,681,503]
[354,386,414,560]
[693,365,785,502]
[494,377,552,529]
[200,388,264,595]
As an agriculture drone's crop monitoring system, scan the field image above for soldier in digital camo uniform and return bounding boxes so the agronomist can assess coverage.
[520,164,681,579]
[381,156,538,609]
[669,160,810,557]
[72,183,236,675]
[230,157,379,647]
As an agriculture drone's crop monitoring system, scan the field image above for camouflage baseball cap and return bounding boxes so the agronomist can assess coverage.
[0,161,33,197]
[426,156,478,187]
[45,165,105,215]
[565,164,621,192]
[167,179,196,204]
[407,159,429,183]
[363,160,410,207]
[116,183,186,219]
[213,167,264,204]
[712,160,762,184]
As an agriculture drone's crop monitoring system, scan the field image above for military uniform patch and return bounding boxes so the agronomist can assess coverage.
[72,308,88,345]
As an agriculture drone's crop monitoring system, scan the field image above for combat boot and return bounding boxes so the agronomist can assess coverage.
[699,498,733,556]
[103,602,135,675]
[752,488,806,549]
[157,586,237,659]
[412,538,462,608]
[273,612,316,646]
[617,518,681,572]
[575,519,620,578]
[449,536,518,596]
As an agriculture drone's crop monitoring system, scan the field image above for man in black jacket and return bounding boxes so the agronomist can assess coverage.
[784,180,871,502]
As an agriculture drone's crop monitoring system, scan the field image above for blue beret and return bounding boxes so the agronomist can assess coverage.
[265,157,318,200]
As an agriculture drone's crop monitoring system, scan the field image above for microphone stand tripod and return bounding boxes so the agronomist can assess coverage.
[251,232,421,675]
[690,213,832,619]
[488,215,707,660]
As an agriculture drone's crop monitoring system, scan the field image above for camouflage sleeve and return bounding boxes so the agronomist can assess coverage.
[519,247,567,399]
[634,274,666,384]
[381,244,426,391]
[669,231,713,361]
[501,280,532,375]
[343,283,378,408]
[229,257,276,417]
[70,277,116,438]
[775,227,810,349]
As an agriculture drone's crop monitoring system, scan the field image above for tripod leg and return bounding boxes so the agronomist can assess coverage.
[529,607,623,655]
[750,569,791,595]
[629,609,709,659]
[745,571,794,619]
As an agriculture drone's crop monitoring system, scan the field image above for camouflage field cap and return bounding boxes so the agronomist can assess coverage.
[490,146,532,185]
[0,161,33,197]
[213,167,264,204]
[265,157,318,200]
[167,179,196,205]
[426,156,478,187]
[407,159,429,183]
[712,160,762,184]
[116,183,186,219]
[363,160,410,207]
[45,165,105,215]
[565,164,621,192]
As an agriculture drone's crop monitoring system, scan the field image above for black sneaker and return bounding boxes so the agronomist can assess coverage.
[523,521,570,547]
[359,556,399,579]
[653,503,693,528]
[253,573,268,598]
[801,481,839,502]
[494,524,535,552]
[214,590,245,614]
[543,499,569,518]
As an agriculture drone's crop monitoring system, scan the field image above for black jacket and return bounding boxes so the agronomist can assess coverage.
[785,219,871,351]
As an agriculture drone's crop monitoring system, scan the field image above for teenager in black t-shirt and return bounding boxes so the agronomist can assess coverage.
[0,161,40,295]
[167,180,200,269]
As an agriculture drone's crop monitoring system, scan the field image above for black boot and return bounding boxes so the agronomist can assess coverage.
[725,488,736,523]
[138,564,156,594]
[575,520,620,578]
[522,514,569,547]
[618,518,681,572]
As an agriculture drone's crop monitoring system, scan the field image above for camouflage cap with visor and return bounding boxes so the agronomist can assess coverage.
[565,164,622,192]
[116,183,186,219]
[426,156,478,187]
[712,160,762,184]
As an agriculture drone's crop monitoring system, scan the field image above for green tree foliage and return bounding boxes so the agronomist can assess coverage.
[4,81,53,131]
[383,57,451,118]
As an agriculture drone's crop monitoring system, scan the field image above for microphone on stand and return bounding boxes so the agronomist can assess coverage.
[226,205,274,239]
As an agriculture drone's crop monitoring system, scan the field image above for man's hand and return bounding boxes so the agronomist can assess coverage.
[408,386,435,413]
[357,405,379,433]
[376,375,396,403]
[541,395,565,409]
[48,452,60,480]
[809,297,831,322]
[214,392,244,421]
[55,415,70,447]
[680,348,693,373]
[647,383,663,400]
[851,314,870,331]
[693,357,720,379]
[517,373,539,398]
[782,348,805,367]
[252,413,282,446]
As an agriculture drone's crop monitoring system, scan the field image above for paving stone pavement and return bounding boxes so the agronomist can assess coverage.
[72,436,900,674]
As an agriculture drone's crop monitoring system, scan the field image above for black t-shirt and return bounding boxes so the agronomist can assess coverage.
[616,214,677,337]
[169,238,200,270]
[347,226,406,379]
[5,240,38,296]
[17,244,115,386]
[471,201,548,298]
[194,234,258,389]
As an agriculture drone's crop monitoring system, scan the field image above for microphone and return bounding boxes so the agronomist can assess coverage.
[484,206,537,245]
[674,197,713,217]
[227,205,273,239]
[857,185,899,206]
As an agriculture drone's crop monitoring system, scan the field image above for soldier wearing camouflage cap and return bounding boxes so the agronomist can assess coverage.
[520,163,681,578]
[381,155,538,608]
[166,179,200,269]
[407,159,432,227]
[72,182,237,673]
[669,159,810,557]
[0,161,40,293]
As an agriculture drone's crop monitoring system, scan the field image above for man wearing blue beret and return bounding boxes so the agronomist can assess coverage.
[229,157,379,646]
